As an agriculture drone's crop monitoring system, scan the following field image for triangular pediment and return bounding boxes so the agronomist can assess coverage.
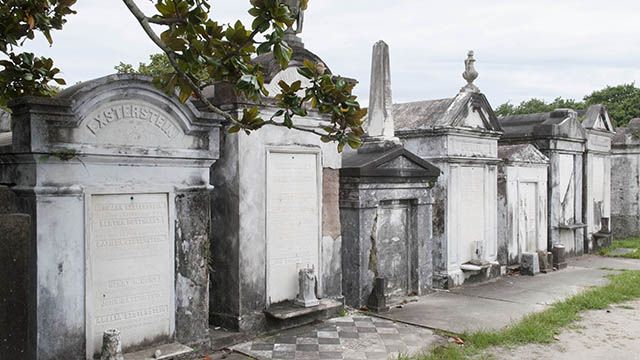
[451,92,502,132]
[378,155,426,171]
[341,146,440,179]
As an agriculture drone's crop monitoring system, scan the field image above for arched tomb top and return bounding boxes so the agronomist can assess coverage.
[6,74,223,159]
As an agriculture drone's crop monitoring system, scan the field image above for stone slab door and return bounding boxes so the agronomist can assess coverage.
[266,150,321,305]
[375,201,410,297]
[518,182,539,256]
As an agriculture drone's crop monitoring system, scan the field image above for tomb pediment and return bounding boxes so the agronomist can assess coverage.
[341,146,440,179]
[580,104,615,133]
[5,74,223,159]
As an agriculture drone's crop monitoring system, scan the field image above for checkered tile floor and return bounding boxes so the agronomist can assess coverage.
[231,316,442,360]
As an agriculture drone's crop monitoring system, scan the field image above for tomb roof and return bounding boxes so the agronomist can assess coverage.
[500,108,587,141]
[498,144,549,164]
[612,118,640,145]
[394,91,501,133]
[341,146,440,179]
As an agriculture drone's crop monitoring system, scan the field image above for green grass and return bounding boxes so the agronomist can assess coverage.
[413,270,640,360]
[599,237,640,259]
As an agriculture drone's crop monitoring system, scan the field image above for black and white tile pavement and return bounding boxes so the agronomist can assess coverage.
[231,316,443,360]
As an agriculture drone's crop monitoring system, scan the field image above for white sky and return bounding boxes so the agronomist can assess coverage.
[21,0,640,107]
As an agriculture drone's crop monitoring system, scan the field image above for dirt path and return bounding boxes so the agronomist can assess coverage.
[487,299,640,360]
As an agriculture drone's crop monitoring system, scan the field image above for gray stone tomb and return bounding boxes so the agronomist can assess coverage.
[611,119,640,238]
[341,41,440,308]
[0,74,222,359]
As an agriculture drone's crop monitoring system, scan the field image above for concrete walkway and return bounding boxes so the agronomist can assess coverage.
[221,256,640,360]
[379,255,640,334]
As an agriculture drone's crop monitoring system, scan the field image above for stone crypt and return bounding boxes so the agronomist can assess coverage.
[394,51,503,288]
[0,74,222,359]
[340,41,440,308]
[500,109,587,257]
[209,16,344,332]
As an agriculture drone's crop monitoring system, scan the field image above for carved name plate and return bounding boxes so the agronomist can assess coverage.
[449,136,496,158]
[88,193,173,356]
[266,151,320,304]
[79,100,205,149]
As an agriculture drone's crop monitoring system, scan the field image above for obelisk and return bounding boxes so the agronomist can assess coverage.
[361,40,401,152]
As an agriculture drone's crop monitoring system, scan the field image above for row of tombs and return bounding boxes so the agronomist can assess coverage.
[0,36,638,359]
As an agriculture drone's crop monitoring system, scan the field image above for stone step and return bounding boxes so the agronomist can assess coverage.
[124,342,192,360]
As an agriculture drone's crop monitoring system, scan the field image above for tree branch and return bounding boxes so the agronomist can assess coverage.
[121,0,327,137]
[147,17,186,25]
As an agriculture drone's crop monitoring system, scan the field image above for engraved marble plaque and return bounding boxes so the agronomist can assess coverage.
[266,151,320,304]
[88,193,173,356]
[459,166,485,263]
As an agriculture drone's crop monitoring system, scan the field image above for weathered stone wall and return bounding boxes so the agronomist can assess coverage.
[0,186,31,360]
[611,148,640,239]
[175,189,211,345]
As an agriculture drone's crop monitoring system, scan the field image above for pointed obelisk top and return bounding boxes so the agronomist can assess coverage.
[362,40,400,151]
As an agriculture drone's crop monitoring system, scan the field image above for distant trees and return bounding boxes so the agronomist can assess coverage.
[495,83,640,127]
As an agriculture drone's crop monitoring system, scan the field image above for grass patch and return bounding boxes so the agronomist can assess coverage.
[414,270,640,360]
[599,237,640,259]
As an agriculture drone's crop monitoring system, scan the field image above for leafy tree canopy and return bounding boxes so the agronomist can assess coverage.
[495,83,640,127]
[0,0,366,151]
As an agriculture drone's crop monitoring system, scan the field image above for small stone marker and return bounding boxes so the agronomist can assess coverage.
[295,268,320,308]
[520,252,540,276]
[367,277,390,313]
[538,251,553,273]
[552,245,568,270]
[100,329,124,360]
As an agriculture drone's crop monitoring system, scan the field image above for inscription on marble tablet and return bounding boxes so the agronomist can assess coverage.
[88,193,173,355]
[266,152,320,304]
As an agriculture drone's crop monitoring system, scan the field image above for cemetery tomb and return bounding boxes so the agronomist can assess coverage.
[500,109,587,257]
[611,119,640,238]
[341,41,440,307]
[497,144,549,265]
[394,51,503,288]
[209,27,344,332]
[0,74,222,359]
[580,105,615,251]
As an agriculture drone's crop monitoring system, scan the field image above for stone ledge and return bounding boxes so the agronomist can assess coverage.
[265,299,343,320]
[124,342,192,360]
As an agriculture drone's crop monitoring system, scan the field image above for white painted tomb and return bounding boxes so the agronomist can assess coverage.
[209,36,344,331]
[580,105,615,250]
[394,51,503,288]
[497,144,549,265]
[0,74,222,359]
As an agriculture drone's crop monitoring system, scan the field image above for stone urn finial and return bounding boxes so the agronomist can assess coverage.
[461,50,480,92]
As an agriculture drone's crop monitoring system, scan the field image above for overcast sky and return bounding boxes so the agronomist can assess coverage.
[21,0,640,107]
